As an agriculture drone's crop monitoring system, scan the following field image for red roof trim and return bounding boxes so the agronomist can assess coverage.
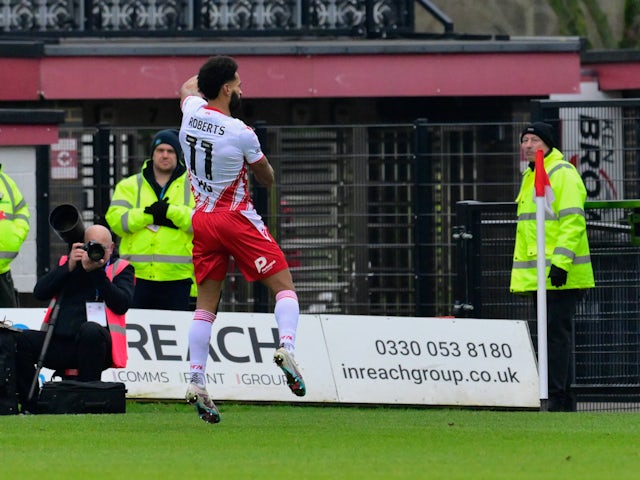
[0,59,41,100]
[0,125,60,145]
[0,52,581,101]
[589,63,640,91]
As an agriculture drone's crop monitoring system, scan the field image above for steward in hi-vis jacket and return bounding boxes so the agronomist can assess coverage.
[510,122,594,412]
[0,164,30,307]
[106,129,195,311]
[510,149,594,293]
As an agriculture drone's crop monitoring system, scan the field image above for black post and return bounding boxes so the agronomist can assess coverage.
[193,0,204,29]
[300,0,310,31]
[93,124,111,226]
[252,121,270,313]
[365,0,376,38]
[413,118,431,316]
[636,119,640,198]
[452,201,481,318]
[35,145,51,278]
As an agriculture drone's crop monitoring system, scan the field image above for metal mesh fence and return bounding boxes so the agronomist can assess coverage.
[454,200,640,411]
[43,110,640,410]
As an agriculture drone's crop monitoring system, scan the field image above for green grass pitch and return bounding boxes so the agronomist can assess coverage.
[1,402,639,479]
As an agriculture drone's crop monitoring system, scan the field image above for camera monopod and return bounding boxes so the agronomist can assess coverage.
[26,204,85,404]
[26,289,65,404]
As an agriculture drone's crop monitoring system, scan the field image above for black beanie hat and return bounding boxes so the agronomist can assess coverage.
[151,129,183,161]
[520,122,556,149]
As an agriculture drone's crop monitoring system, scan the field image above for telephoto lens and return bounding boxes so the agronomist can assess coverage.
[82,241,105,262]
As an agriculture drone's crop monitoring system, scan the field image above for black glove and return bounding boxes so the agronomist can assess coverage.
[548,264,568,288]
[144,198,177,228]
[144,197,169,219]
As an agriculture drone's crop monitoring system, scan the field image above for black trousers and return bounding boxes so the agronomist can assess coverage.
[133,278,192,311]
[0,270,18,308]
[534,289,584,411]
[14,321,112,412]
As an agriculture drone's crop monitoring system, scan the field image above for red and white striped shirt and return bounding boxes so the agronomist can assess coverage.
[179,96,265,213]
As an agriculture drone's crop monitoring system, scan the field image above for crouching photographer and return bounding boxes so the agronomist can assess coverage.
[14,220,134,414]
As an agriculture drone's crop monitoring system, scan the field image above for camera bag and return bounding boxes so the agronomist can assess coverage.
[0,327,18,415]
[37,380,126,414]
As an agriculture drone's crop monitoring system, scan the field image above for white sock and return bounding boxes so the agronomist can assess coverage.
[188,309,216,386]
[275,290,299,353]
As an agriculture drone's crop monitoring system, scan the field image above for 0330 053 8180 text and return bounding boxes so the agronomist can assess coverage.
[373,339,513,359]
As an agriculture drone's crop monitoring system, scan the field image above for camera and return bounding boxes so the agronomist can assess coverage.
[49,204,106,262]
[49,204,85,245]
[81,240,106,262]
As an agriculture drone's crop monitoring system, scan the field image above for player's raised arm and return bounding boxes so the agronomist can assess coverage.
[180,75,201,105]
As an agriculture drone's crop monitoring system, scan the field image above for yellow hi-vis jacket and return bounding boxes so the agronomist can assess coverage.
[106,159,195,282]
[510,148,595,293]
[0,166,30,274]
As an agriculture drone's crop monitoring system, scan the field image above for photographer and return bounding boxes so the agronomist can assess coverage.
[14,224,134,413]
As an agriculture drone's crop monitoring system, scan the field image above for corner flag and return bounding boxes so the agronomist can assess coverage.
[534,148,550,410]
[534,149,554,214]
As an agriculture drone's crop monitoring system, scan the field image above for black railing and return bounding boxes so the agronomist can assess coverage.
[453,200,640,410]
[0,0,420,38]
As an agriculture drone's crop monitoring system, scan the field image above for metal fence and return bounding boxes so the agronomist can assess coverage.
[453,200,640,411]
[44,123,420,315]
[38,106,640,410]
[43,120,528,317]
[0,0,417,37]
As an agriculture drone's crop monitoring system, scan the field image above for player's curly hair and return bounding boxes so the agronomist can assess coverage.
[197,56,238,101]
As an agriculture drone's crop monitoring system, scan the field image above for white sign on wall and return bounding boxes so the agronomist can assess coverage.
[1,309,539,408]
[322,315,539,407]
[50,138,78,180]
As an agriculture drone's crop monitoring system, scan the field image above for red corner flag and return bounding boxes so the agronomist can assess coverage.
[534,149,554,213]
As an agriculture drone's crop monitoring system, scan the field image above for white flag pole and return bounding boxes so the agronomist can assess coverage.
[534,148,549,411]
[535,195,549,411]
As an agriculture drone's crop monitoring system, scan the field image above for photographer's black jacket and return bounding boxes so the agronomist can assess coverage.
[33,256,135,338]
